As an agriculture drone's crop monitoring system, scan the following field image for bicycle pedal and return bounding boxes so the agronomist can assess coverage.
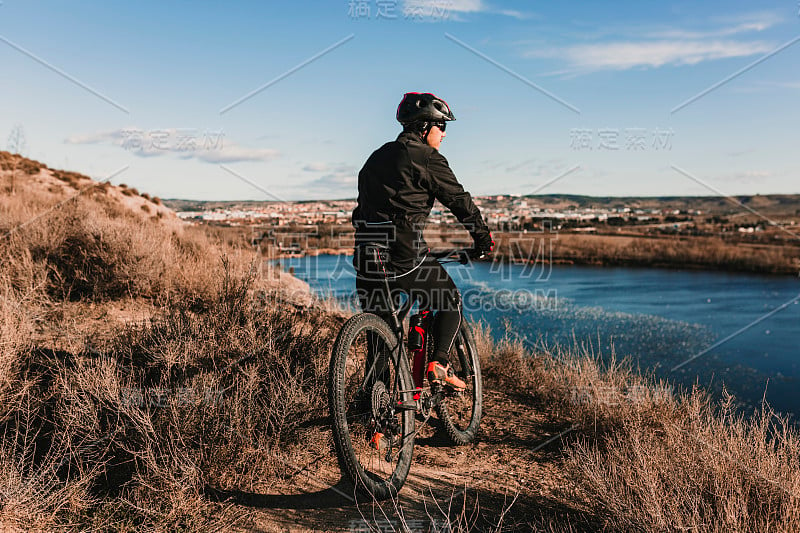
[395,399,417,411]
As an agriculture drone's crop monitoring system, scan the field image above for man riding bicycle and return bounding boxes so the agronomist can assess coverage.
[352,92,494,393]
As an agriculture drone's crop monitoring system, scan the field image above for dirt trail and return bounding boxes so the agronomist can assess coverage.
[222,389,600,532]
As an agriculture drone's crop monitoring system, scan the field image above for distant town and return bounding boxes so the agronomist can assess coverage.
[166,194,800,244]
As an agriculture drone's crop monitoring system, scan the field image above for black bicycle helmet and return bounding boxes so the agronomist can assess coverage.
[396,92,456,125]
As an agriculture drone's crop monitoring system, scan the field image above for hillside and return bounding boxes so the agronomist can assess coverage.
[1,153,799,532]
[0,151,176,222]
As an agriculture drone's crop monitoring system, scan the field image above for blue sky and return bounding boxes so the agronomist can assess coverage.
[1,0,798,200]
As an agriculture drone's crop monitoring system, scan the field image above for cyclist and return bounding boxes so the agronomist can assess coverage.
[352,92,494,392]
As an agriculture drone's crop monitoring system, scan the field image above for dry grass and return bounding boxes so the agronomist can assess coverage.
[0,257,339,531]
[0,181,227,307]
[476,324,800,532]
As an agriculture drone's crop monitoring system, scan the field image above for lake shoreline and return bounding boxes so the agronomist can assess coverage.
[489,232,800,277]
[486,254,800,277]
[274,244,800,277]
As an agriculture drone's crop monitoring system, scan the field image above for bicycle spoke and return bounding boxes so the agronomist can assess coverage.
[330,313,415,498]
[436,323,483,445]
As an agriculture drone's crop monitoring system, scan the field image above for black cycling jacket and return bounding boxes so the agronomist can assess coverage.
[352,130,491,272]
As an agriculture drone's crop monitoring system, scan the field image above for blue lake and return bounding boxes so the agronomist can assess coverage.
[278,255,800,418]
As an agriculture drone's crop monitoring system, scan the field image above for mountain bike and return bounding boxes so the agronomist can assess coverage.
[328,248,483,500]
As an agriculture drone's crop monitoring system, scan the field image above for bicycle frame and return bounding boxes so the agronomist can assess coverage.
[364,246,474,410]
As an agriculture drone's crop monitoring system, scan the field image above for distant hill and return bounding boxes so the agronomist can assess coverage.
[520,193,800,214]
[162,193,800,216]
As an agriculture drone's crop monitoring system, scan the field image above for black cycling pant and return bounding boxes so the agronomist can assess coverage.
[353,246,461,366]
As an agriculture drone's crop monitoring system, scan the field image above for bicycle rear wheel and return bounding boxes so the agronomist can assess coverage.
[329,313,415,500]
[436,320,483,445]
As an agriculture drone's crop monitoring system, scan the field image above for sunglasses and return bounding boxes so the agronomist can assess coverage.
[432,122,446,132]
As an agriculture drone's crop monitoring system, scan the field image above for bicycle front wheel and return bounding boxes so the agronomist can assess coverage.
[436,320,483,445]
[329,313,415,500]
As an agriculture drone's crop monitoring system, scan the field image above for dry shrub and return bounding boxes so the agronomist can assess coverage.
[567,392,800,532]
[0,422,105,532]
[1,196,225,306]
[0,303,107,530]
[0,281,37,414]
[19,159,42,176]
[52,170,86,189]
[0,264,337,530]
[474,324,800,532]
[0,158,285,529]
[0,152,13,171]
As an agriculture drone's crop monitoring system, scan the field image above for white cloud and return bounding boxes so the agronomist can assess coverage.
[495,9,534,21]
[302,162,330,172]
[404,0,483,14]
[303,163,358,195]
[65,128,280,163]
[523,11,781,74]
[530,40,773,72]
[185,145,280,164]
[402,0,533,20]
[65,129,126,145]
[710,11,784,31]
[732,80,800,93]
[717,169,773,183]
[649,11,782,39]
[312,173,357,187]
[651,23,773,39]
[771,80,800,89]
